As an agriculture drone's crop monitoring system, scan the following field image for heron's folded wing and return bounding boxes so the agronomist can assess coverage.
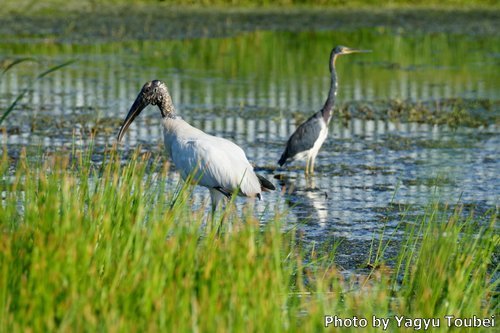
[284,113,323,158]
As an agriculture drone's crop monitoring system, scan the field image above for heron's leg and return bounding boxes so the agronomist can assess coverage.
[305,175,316,189]
[310,155,316,175]
[305,156,310,176]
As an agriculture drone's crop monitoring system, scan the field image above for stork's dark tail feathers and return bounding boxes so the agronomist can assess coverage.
[257,174,276,192]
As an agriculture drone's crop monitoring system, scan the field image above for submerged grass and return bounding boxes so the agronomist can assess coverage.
[0,147,497,331]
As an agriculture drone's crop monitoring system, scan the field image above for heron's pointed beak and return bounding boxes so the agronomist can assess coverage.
[117,94,149,142]
[342,48,372,55]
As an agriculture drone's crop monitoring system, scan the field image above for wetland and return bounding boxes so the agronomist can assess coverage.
[1,4,498,331]
[1,5,498,269]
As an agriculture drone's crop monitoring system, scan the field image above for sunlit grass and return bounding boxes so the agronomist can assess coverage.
[0,147,497,332]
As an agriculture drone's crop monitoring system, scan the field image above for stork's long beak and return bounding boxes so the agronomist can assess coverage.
[342,47,372,54]
[117,94,149,142]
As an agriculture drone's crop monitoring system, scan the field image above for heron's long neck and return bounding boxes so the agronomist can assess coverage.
[321,54,338,124]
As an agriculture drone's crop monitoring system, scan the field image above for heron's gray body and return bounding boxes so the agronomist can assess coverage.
[279,112,329,166]
[278,45,369,175]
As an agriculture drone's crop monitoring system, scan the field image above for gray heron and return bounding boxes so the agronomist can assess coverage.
[278,46,371,175]
[117,80,275,212]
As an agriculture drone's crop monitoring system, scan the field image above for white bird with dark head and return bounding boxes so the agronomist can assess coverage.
[278,45,371,175]
[117,80,275,212]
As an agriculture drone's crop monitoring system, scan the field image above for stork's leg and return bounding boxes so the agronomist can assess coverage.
[209,188,226,232]
[209,188,223,212]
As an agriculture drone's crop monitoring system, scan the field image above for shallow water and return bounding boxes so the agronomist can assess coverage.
[1,25,498,269]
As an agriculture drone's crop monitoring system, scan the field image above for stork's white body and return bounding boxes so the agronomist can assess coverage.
[117,80,274,212]
[162,116,262,208]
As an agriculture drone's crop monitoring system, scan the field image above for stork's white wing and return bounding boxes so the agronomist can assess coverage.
[170,136,261,197]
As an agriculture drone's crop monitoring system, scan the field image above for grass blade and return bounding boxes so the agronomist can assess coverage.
[1,58,37,76]
[36,59,77,79]
[0,90,28,124]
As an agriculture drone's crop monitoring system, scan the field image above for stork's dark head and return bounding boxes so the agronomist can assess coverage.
[117,80,174,142]
[330,45,371,72]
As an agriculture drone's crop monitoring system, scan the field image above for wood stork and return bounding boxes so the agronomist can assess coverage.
[117,80,275,212]
[278,46,371,175]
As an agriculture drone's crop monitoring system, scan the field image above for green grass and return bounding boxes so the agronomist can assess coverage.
[0,147,497,332]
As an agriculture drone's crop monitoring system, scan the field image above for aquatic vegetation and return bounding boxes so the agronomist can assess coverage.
[1,5,499,45]
[0,148,496,331]
[402,176,456,187]
[0,59,75,125]
[339,99,498,128]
